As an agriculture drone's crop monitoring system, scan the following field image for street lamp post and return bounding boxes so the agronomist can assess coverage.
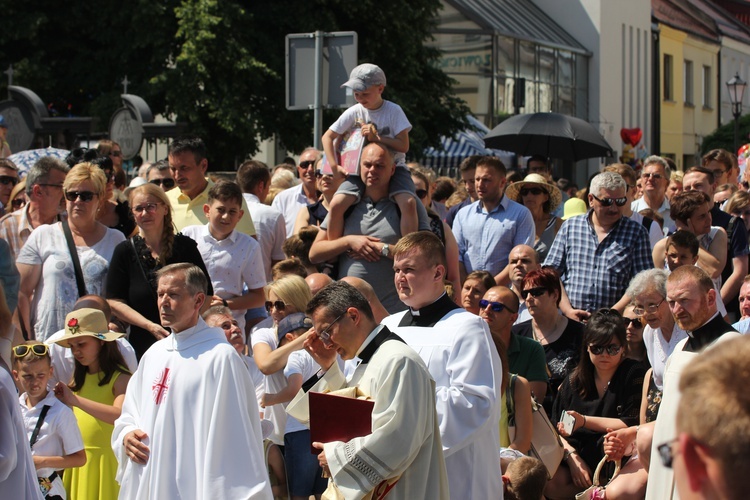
[727,72,747,154]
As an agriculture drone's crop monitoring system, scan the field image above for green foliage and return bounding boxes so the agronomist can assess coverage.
[701,114,750,155]
[1,0,470,169]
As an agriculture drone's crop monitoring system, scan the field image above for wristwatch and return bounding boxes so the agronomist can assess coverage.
[563,449,577,462]
[381,243,390,257]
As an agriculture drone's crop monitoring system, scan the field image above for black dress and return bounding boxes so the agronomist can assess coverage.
[105,233,213,359]
[551,358,646,472]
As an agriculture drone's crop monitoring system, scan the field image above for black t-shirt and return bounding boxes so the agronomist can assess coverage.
[513,318,584,416]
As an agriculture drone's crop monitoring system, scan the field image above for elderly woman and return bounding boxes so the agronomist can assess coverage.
[625,268,687,421]
[512,267,584,416]
[547,309,646,500]
[17,163,125,341]
[106,183,212,359]
[506,173,563,262]
[460,270,495,315]
[251,275,313,446]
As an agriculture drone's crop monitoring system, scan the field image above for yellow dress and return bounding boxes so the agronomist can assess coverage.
[64,371,124,500]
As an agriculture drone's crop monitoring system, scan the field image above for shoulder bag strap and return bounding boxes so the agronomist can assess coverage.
[62,219,88,298]
[506,373,517,425]
[130,237,158,302]
[29,405,51,448]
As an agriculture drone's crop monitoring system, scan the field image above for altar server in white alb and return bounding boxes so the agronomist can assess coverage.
[112,263,272,499]
[286,281,449,499]
[381,231,504,499]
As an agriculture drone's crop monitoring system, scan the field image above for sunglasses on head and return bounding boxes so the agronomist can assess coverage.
[0,175,19,186]
[589,343,623,356]
[521,286,547,298]
[479,299,517,314]
[624,317,643,329]
[299,160,316,169]
[65,191,97,202]
[416,189,428,199]
[12,343,49,359]
[520,187,546,196]
[149,178,176,189]
[592,195,628,207]
[265,300,287,312]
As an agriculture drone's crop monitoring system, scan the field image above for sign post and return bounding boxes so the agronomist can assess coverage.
[286,31,357,150]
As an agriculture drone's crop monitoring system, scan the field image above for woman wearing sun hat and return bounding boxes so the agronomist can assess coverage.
[506,173,563,262]
[53,308,131,500]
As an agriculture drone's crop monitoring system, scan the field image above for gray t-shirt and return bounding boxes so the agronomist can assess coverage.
[322,197,430,313]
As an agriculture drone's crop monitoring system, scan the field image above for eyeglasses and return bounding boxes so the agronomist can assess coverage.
[416,189,428,199]
[657,438,679,468]
[589,343,623,356]
[109,151,122,157]
[315,171,333,179]
[521,287,547,298]
[317,312,346,347]
[632,299,665,316]
[641,172,664,180]
[0,175,19,186]
[520,187,546,196]
[65,191,97,202]
[592,195,628,207]
[132,203,162,215]
[624,317,644,329]
[299,160,316,169]
[11,198,26,209]
[149,178,176,189]
[265,300,287,312]
[479,299,517,314]
[12,343,49,359]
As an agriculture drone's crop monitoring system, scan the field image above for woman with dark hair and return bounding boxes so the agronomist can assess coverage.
[545,309,646,500]
[106,183,212,359]
[506,174,563,262]
[512,267,584,415]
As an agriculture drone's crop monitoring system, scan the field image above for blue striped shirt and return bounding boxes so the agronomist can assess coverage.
[544,211,653,312]
[453,196,535,276]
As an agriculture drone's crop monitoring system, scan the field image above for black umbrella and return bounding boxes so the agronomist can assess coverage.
[483,112,613,162]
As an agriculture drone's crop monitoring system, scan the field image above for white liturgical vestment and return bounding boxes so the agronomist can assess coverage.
[381,294,504,499]
[287,325,450,500]
[112,318,272,499]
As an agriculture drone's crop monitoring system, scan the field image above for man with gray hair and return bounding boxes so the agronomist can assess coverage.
[632,155,674,233]
[272,147,321,237]
[544,171,652,320]
[0,157,69,260]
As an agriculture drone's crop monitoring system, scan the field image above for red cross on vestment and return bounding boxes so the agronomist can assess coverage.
[152,368,171,404]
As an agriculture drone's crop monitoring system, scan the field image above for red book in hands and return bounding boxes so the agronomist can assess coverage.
[309,391,375,454]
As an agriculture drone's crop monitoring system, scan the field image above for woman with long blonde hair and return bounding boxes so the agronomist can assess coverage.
[105,183,212,358]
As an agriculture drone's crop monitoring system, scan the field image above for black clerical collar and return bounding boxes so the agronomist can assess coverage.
[356,325,404,364]
[684,312,737,353]
[399,292,461,328]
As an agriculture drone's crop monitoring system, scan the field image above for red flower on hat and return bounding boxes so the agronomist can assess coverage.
[67,318,80,335]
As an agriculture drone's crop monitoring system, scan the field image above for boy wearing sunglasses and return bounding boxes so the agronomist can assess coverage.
[12,341,85,499]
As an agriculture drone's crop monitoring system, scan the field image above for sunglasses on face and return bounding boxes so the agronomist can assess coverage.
[479,299,517,314]
[624,317,644,329]
[0,175,19,186]
[592,195,628,207]
[521,287,547,298]
[657,438,679,468]
[12,343,49,359]
[265,300,287,312]
[315,171,333,179]
[149,178,176,189]
[589,343,623,356]
[416,189,428,199]
[11,198,26,209]
[109,151,122,157]
[65,191,97,202]
[642,172,664,180]
[299,160,316,169]
[520,187,546,196]
[132,203,161,215]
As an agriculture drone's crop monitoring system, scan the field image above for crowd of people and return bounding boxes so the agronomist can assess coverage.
[1,63,750,500]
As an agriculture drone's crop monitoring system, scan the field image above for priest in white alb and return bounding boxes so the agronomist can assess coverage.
[112,263,272,500]
[286,281,449,500]
[381,232,504,499]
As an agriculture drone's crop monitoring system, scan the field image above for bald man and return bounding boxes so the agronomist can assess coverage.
[508,245,540,324]
[340,276,389,323]
[305,273,333,296]
[479,286,548,401]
